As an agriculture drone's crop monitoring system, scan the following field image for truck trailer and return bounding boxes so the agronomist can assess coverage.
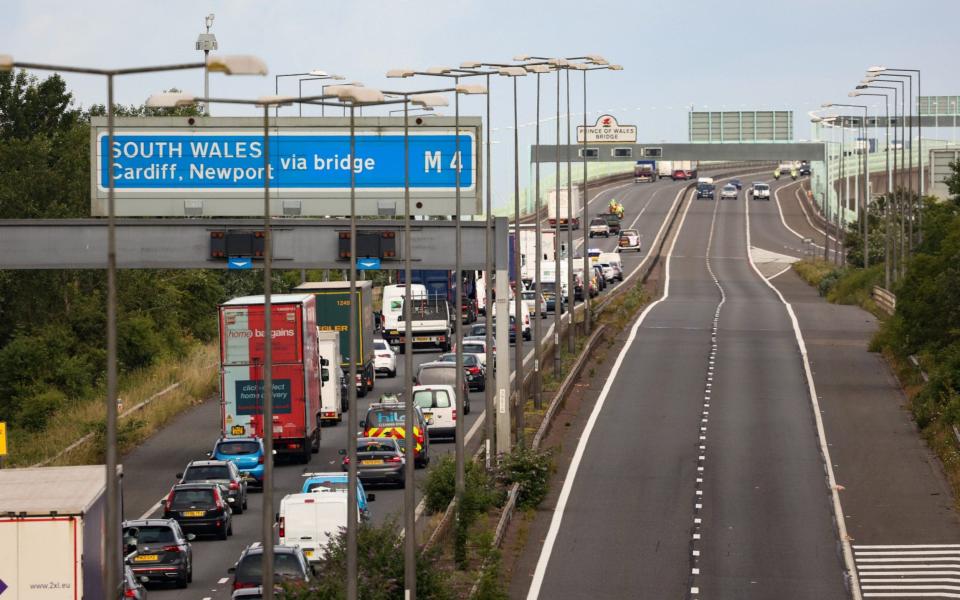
[634,160,657,182]
[295,281,376,398]
[219,294,322,463]
[0,465,121,600]
[547,187,582,230]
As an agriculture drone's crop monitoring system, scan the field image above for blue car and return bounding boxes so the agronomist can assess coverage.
[301,472,374,519]
[209,437,265,489]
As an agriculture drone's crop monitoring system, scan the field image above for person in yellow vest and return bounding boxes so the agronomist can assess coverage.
[774,167,781,180]
[790,167,798,180]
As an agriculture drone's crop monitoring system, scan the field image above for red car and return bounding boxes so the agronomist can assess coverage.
[672,169,688,181]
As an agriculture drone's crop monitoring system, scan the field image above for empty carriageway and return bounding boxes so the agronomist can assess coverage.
[526,185,850,599]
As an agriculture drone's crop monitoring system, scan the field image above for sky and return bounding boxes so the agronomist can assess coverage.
[3,0,959,208]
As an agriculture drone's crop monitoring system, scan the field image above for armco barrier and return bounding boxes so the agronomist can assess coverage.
[872,286,896,316]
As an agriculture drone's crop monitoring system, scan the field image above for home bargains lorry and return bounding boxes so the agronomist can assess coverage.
[295,281,375,398]
[219,294,322,463]
[0,465,121,600]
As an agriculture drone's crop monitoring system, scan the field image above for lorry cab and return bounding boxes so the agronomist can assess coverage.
[278,492,356,562]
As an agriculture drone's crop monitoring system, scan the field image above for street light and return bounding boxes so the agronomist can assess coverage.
[294,73,346,116]
[2,52,265,600]
[829,101,871,269]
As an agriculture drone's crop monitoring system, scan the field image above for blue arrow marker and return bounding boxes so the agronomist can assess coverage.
[356,258,381,271]
[228,257,253,270]
[0,578,7,595]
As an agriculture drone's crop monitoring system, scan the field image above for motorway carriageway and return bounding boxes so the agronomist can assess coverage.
[119,174,695,599]
[526,174,850,599]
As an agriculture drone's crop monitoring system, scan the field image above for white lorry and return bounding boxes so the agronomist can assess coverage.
[0,465,120,600]
[382,286,452,352]
[547,187,582,230]
[517,226,557,281]
[657,160,675,178]
[317,330,344,423]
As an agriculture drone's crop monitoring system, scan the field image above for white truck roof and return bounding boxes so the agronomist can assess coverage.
[222,294,313,306]
[0,465,117,516]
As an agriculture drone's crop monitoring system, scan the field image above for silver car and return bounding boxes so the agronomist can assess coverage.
[720,183,738,200]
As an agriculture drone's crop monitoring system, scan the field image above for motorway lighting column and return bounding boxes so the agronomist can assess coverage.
[4,53,266,599]
[852,90,892,286]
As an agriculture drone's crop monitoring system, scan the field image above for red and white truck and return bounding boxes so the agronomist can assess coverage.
[219,294,322,464]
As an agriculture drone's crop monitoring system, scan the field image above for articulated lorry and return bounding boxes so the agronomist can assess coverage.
[0,465,121,600]
[219,294,322,463]
[295,281,375,398]
[547,187,582,230]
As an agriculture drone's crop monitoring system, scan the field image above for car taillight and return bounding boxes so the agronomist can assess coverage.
[162,544,181,553]
[229,481,239,490]
[279,516,285,538]
[214,490,225,511]
[234,581,257,591]
[386,456,403,463]
[164,489,176,511]
[452,409,457,421]
[343,457,350,465]
[124,588,138,598]
[468,366,481,375]
[258,455,264,464]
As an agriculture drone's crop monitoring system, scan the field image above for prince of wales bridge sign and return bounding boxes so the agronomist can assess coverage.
[90,116,481,217]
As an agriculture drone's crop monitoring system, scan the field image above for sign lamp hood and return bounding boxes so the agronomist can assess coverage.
[206,54,268,76]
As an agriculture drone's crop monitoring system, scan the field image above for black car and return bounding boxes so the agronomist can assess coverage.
[230,543,314,596]
[123,518,194,588]
[342,437,407,487]
[177,460,248,514]
[600,212,622,234]
[729,178,743,190]
[124,565,148,599]
[696,183,716,200]
[799,161,811,176]
[163,482,233,540]
[437,352,486,391]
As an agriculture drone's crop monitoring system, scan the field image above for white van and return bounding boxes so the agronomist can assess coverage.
[412,384,457,440]
[381,283,427,335]
[278,492,356,562]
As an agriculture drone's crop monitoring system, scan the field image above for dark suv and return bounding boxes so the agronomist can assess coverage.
[123,518,194,588]
[229,543,314,596]
[696,183,716,200]
[178,459,248,514]
[163,482,233,540]
[599,212,622,234]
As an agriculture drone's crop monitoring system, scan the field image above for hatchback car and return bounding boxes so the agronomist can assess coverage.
[210,437,265,490]
[163,482,233,539]
[341,437,407,487]
[229,543,313,597]
[618,229,642,252]
[177,460,247,514]
[720,183,738,200]
[696,183,716,200]
[589,217,610,238]
[123,518,194,588]
[437,353,485,391]
[124,565,148,599]
[373,339,397,378]
[412,384,458,440]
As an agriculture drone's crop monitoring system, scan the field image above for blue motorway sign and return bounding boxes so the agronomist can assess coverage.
[356,257,381,270]
[98,133,474,191]
[228,257,253,270]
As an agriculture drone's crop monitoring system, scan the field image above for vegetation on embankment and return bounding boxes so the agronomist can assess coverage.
[793,160,960,501]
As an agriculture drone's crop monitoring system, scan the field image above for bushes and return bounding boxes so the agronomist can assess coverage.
[497,446,553,511]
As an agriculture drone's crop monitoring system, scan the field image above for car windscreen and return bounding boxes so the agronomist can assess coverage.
[374,340,387,350]
[170,489,216,509]
[462,344,484,354]
[235,553,304,584]
[755,185,769,190]
[124,525,175,544]
[366,408,405,426]
[306,481,348,493]
[216,441,260,456]
[183,465,231,481]
[590,218,606,226]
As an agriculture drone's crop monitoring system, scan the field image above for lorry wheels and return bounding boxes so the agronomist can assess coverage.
[311,431,320,454]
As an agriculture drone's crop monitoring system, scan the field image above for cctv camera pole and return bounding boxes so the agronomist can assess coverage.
[261,103,276,600]
[402,96,417,600]
[347,104,359,600]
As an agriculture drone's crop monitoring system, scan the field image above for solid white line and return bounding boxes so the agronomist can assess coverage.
[862,578,960,583]
[767,264,794,281]
[794,185,834,241]
[525,187,696,600]
[862,594,960,598]
[855,545,960,550]
[858,551,960,556]
[774,180,826,251]
[861,572,960,576]
[139,497,165,520]
[745,188,861,599]
[860,558,960,563]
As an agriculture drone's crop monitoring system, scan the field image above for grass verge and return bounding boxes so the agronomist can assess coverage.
[7,342,217,467]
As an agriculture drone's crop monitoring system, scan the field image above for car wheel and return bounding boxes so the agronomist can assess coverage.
[389,368,397,378]
[177,568,188,589]
[357,385,367,398]
[228,520,233,536]
[218,523,228,540]
[233,498,243,515]
[187,560,193,583]
[242,494,248,510]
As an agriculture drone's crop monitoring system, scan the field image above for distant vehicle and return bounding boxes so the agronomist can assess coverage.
[618,229,642,252]
[123,518,194,588]
[592,265,607,291]
[696,183,716,200]
[467,322,487,338]
[588,247,603,261]
[412,384,458,439]
[600,212,622,234]
[278,492,354,562]
[729,178,743,190]
[657,160,675,178]
[342,437,407,487]
[177,459,248,514]
[361,399,431,466]
[672,160,698,179]
[751,182,771,200]
[460,336,495,368]
[295,280,376,397]
[547,187,582,230]
[799,161,811,176]
[521,289,548,318]
[0,465,119,600]
[634,159,657,183]
[229,543,313,596]
[672,169,689,181]
[437,352,486,391]
[301,472,374,519]
[316,330,345,423]
[461,295,478,324]
[778,161,798,173]
[373,339,397,378]
[124,564,149,599]
[589,217,610,238]
[218,294,322,461]
[415,362,472,411]
[163,482,233,540]
[386,289,452,353]
[596,261,616,283]
[598,253,624,281]
[697,177,715,185]
[720,183,738,200]
[209,437,266,490]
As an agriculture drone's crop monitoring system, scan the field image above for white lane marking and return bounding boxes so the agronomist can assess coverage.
[745,186,861,599]
[794,185,836,242]
[767,264,794,281]
[525,186,697,600]
[856,545,960,550]
[139,497,165,520]
[218,577,229,584]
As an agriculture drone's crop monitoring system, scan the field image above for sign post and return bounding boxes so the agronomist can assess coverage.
[0,421,7,468]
